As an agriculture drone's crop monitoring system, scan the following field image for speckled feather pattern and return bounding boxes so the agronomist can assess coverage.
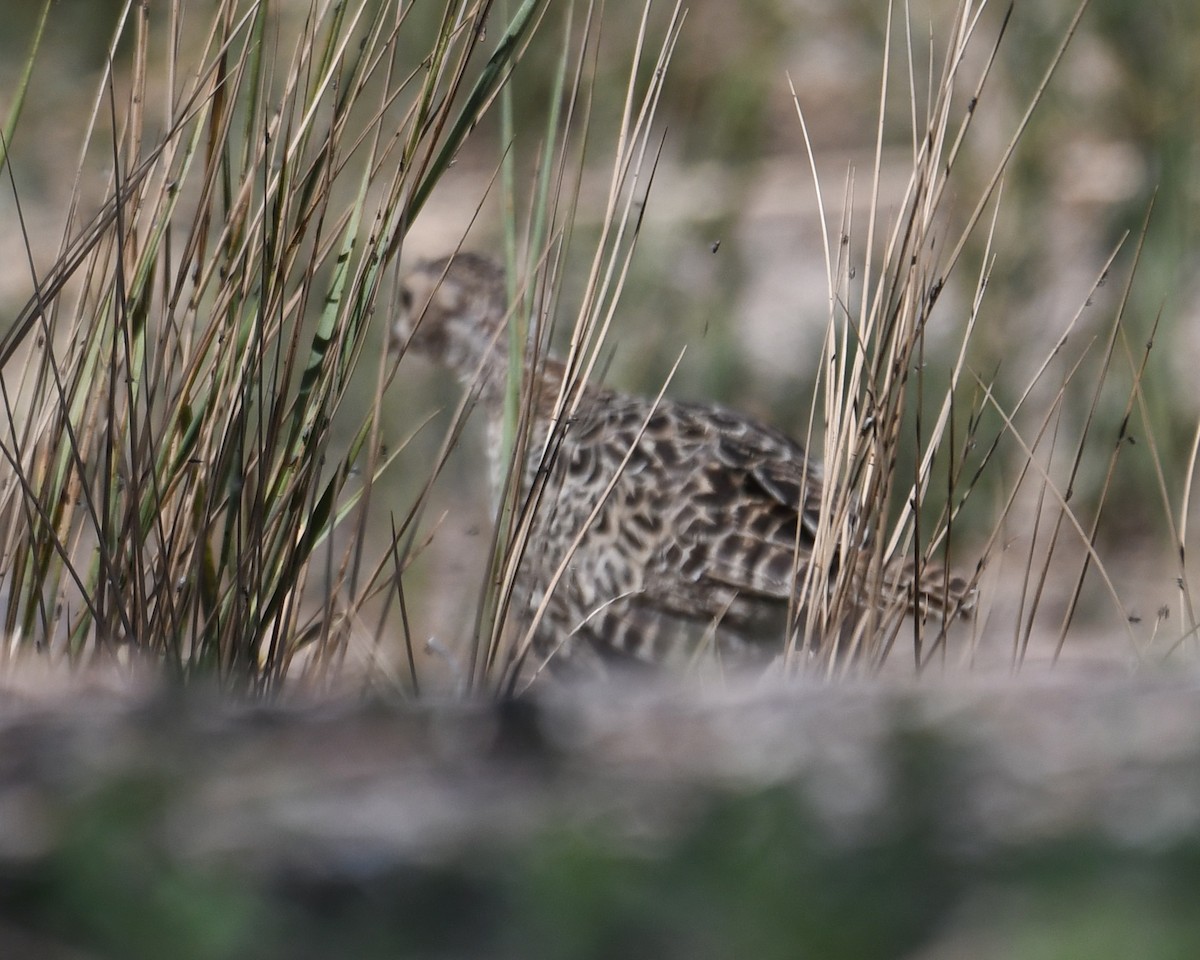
[393,254,972,678]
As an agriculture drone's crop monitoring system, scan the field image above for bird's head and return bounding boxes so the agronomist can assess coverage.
[392,253,510,385]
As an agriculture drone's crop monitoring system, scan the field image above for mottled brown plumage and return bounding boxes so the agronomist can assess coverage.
[393,253,973,679]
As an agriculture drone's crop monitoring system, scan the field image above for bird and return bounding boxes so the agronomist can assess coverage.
[392,252,975,682]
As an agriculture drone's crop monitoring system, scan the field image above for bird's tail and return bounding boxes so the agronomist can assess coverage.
[876,556,978,621]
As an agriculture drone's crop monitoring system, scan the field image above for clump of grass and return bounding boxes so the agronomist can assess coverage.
[786,0,1182,674]
[0,0,544,692]
[780,0,1041,671]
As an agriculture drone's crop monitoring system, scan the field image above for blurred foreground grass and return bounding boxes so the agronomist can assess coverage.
[2,675,1200,959]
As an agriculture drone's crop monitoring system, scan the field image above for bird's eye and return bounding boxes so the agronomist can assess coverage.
[399,287,413,312]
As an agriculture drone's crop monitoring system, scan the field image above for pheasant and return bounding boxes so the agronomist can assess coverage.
[393,252,974,680]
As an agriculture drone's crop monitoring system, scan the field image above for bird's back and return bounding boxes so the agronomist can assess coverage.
[515,386,829,674]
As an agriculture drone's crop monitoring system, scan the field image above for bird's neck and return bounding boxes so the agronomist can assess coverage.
[476,355,600,506]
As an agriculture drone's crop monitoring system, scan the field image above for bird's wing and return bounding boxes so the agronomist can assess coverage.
[572,400,824,629]
[682,403,825,596]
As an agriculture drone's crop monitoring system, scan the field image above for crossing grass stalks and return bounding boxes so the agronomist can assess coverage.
[0,0,542,692]
[783,0,1183,675]
[400,0,1185,691]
